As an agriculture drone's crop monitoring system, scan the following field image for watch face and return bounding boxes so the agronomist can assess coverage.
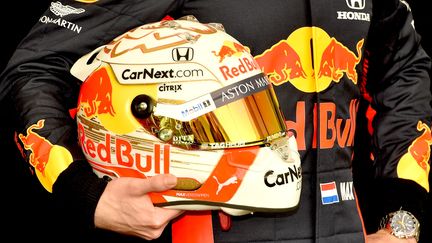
[389,211,418,238]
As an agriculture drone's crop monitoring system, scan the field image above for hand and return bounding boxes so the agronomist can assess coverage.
[366,229,417,243]
[94,174,184,240]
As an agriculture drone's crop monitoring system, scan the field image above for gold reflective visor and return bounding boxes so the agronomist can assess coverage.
[140,73,286,150]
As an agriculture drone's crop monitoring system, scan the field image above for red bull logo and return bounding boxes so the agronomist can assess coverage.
[254,26,364,93]
[18,119,74,192]
[78,67,116,117]
[78,123,170,176]
[408,121,432,170]
[212,40,250,63]
[397,120,431,191]
[318,38,364,84]
[18,119,53,174]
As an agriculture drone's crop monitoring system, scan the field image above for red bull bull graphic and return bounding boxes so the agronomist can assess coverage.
[254,26,364,93]
[18,119,73,192]
[398,121,431,192]
[317,38,364,84]
[78,66,116,117]
[19,120,53,174]
[213,40,250,63]
[255,40,306,84]
[408,121,432,170]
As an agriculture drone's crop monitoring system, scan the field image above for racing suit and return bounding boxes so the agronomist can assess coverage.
[0,0,430,242]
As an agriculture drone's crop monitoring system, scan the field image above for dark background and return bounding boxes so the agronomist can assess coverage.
[1,1,62,241]
[1,1,51,72]
[1,0,430,242]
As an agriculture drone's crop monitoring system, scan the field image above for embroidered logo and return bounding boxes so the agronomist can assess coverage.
[50,1,85,17]
[345,0,365,10]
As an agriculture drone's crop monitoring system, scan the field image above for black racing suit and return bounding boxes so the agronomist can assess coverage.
[0,0,430,242]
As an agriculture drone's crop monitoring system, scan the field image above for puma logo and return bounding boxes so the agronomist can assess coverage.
[213,176,238,195]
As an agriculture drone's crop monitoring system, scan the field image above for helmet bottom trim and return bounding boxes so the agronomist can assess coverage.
[158,200,300,216]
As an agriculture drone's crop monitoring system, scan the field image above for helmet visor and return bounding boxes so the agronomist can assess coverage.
[139,73,286,150]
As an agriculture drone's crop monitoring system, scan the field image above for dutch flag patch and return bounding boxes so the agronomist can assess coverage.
[320,181,340,205]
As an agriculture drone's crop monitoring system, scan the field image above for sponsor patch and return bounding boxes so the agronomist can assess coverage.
[320,181,340,205]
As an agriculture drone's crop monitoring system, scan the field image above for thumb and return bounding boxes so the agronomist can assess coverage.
[144,174,178,193]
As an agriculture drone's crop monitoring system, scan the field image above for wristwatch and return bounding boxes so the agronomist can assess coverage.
[380,209,420,242]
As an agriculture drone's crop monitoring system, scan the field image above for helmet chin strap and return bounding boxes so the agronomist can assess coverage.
[218,210,232,231]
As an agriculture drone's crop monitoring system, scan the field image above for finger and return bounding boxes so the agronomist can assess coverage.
[154,207,184,222]
[151,174,178,190]
[133,174,178,194]
[137,209,183,241]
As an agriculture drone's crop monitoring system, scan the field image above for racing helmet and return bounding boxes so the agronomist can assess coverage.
[71,16,302,216]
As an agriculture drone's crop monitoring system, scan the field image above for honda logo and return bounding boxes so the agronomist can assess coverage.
[345,0,365,10]
[172,47,194,61]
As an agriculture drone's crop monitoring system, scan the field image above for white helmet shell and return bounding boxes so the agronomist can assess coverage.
[72,17,302,215]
